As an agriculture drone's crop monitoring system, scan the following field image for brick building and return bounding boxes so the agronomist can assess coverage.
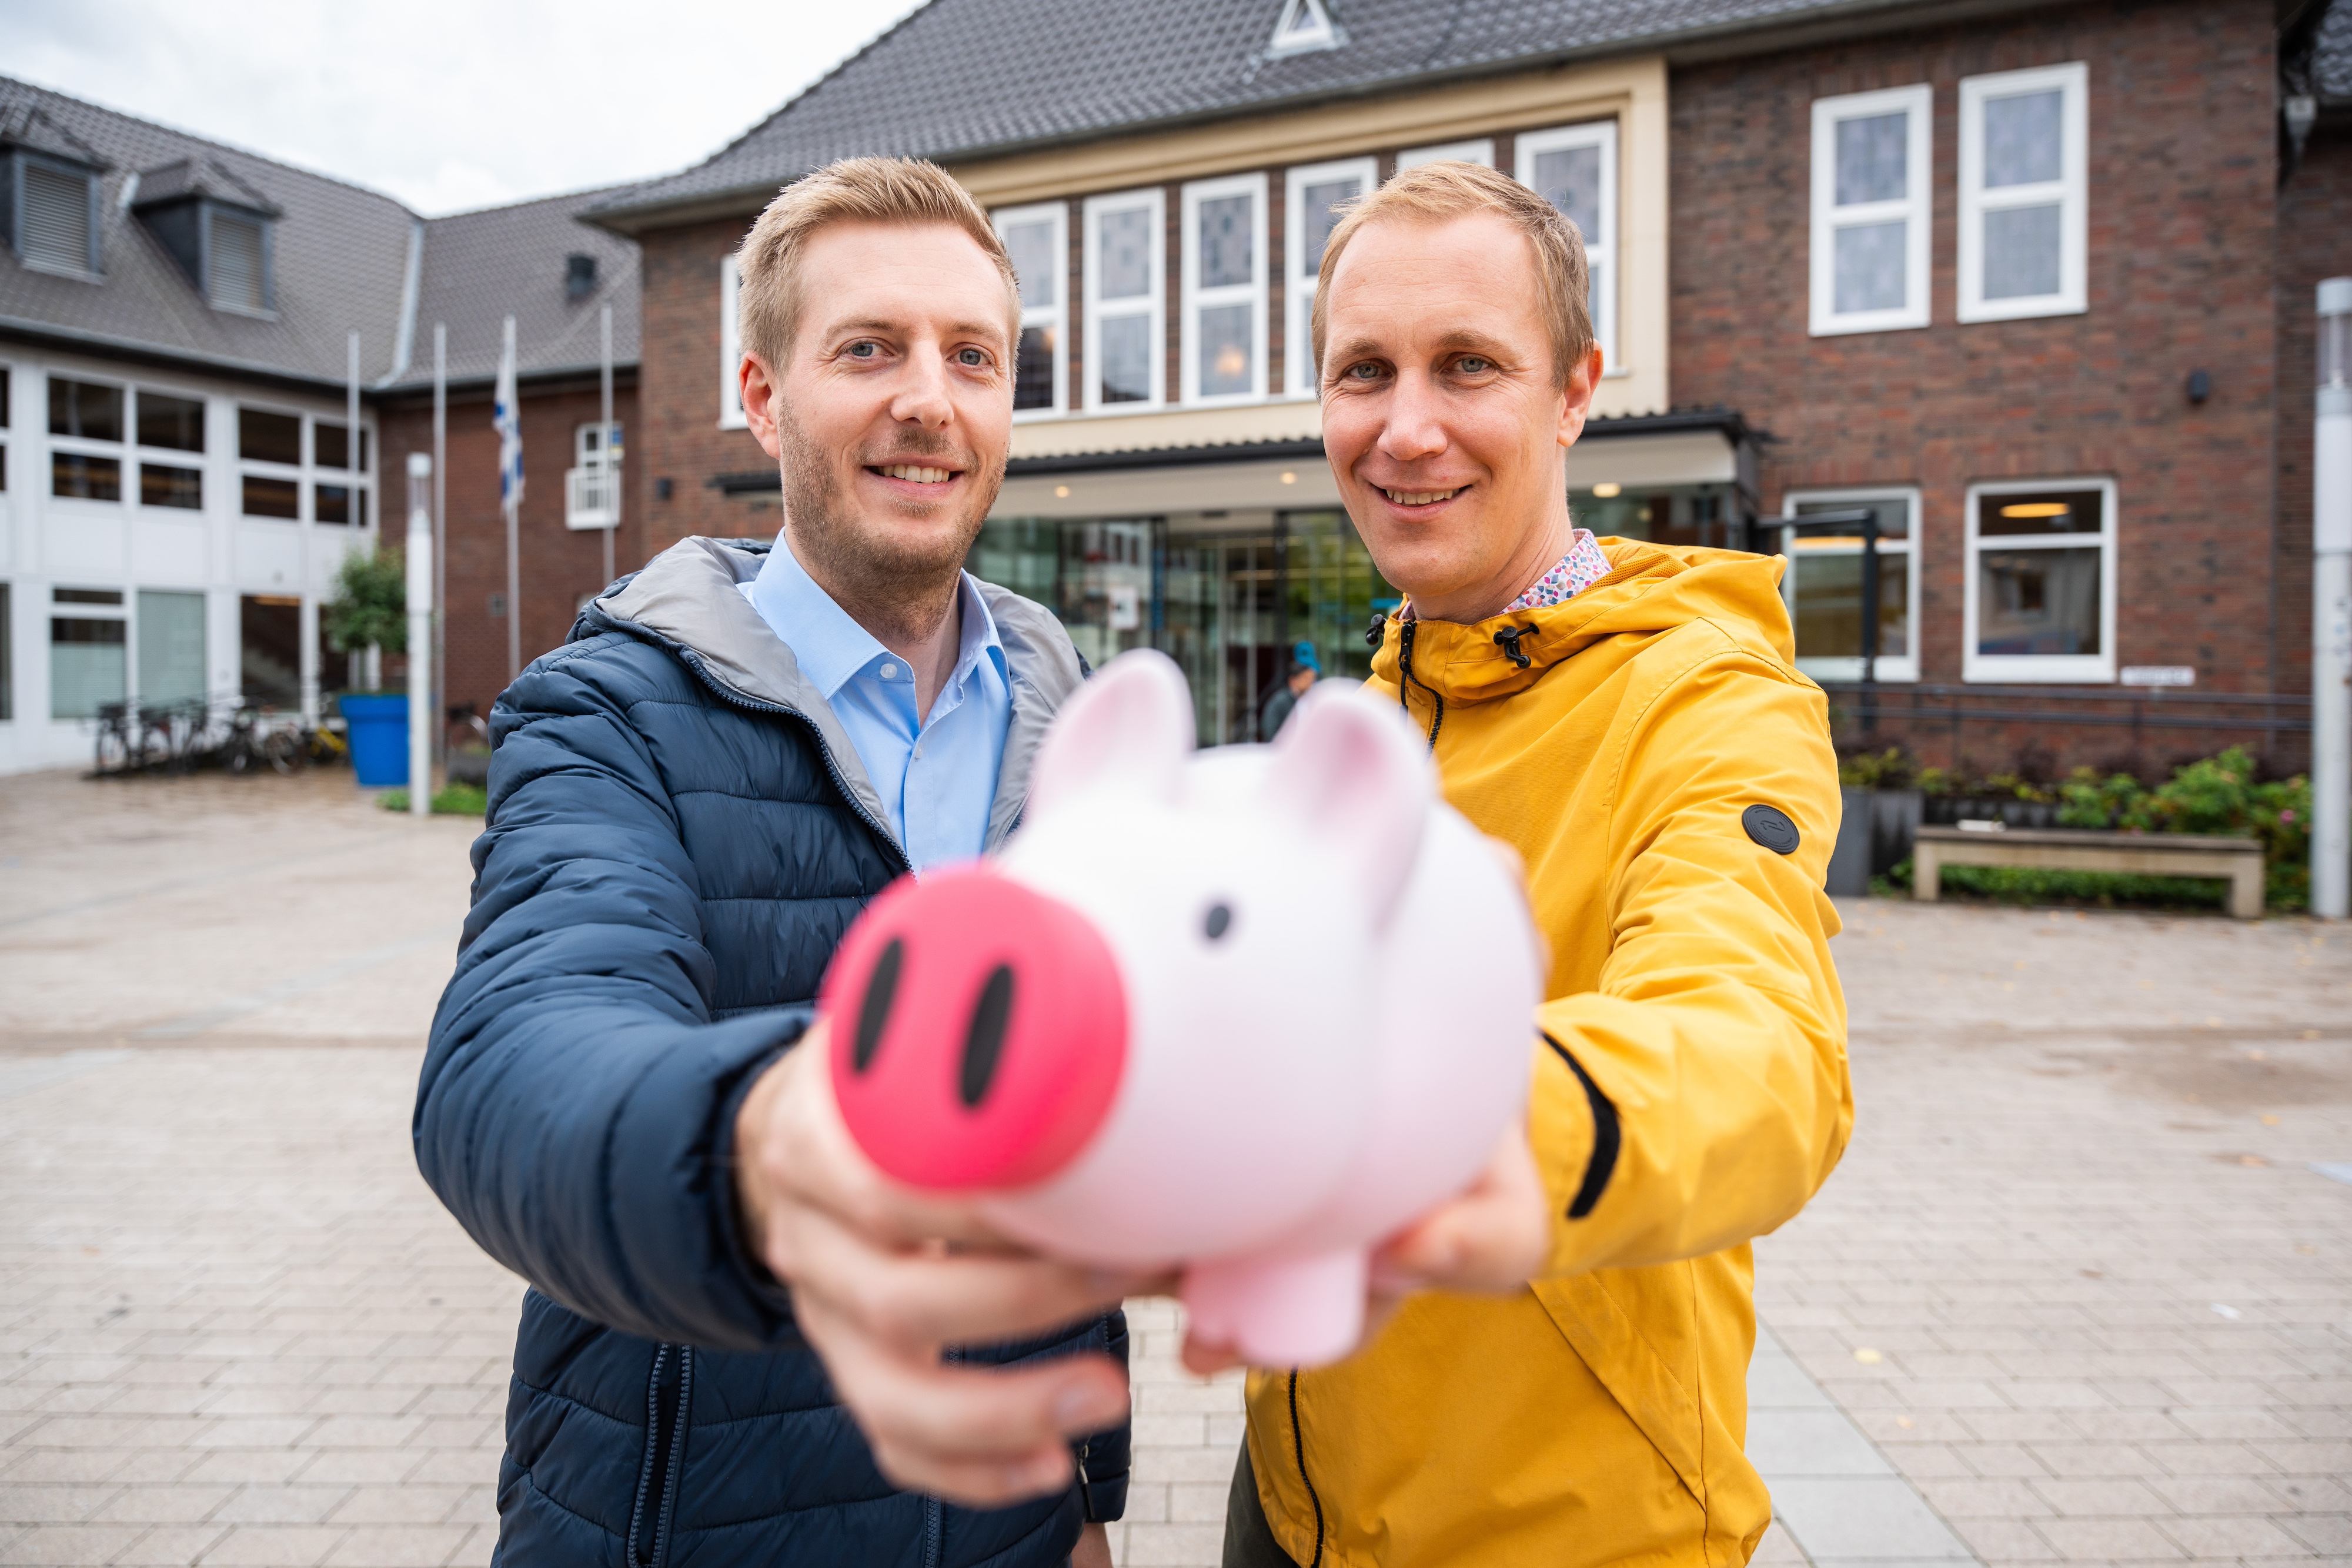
[0,73,642,774]
[587,0,2348,775]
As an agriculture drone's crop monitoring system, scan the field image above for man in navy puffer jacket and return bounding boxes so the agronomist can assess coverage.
[418,159,1138,1568]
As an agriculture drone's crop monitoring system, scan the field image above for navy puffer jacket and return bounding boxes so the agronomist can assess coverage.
[417,536,1130,1567]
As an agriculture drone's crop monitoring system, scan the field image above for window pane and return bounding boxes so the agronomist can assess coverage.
[1197,194,1252,289]
[1979,487,2101,537]
[1096,314,1152,403]
[1300,178,1359,272]
[211,213,266,310]
[1197,303,1252,396]
[50,617,126,718]
[1098,207,1153,300]
[316,422,351,470]
[52,453,121,501]
[22,163,92,272]
[239,408,302,464]
[55,588,123,605]
[316,483,352,525]
[49,379,123,442]
[1978,546,2099,656]
[1984,90,2063,187]
[138,590,207,707]
[139,392,206,452]
[1015,325,1057,410]
[1833,220,1907,314]
[1795,496,1910,540]
[1983,203,2062,300]
[1530,145,1601,241]
[242,474,299,519]
[140,463,203,510]
[1003,219,1058,311]
[1793,551,1910,659]
[1835,112,1908,205]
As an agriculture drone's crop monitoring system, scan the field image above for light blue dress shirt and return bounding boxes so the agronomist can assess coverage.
[740,533,1011,873]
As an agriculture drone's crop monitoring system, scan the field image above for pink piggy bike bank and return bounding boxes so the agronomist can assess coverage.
[819,650,1543,1367]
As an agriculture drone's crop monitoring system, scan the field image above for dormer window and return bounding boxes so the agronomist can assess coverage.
[1267,0,1339,57]
[132,158,280,316]
[566,252,597,300]
[5,152,103,276]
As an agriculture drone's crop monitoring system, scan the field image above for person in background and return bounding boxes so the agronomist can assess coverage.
[1259,641,1321,740]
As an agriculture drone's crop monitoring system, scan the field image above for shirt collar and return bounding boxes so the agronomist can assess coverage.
[750,529,1003,700]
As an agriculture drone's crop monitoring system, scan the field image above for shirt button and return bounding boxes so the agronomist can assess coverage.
[913,741,924,759]
[879,662,898,680]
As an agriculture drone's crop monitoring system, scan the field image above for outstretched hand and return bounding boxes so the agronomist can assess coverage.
[734,1031,1163,1506]
[1179,1120,1551,1376]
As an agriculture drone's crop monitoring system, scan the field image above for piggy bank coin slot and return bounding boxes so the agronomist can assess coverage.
[1202,902,1234,941]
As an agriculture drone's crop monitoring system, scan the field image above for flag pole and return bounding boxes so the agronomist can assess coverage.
[406,452,434,817]
[499,315,523,681]
[432,323,446,763]
[600,303,616,589]
[349,330,374,693]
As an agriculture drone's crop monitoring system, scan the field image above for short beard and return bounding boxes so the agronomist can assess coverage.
[773,399,1000,648]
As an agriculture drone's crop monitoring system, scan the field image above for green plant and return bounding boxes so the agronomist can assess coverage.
[1838,747,1916,790]
[2057,766,2145,829]
[1913,766,1953,798]
[323,549,406,657]
[380,781,487,815]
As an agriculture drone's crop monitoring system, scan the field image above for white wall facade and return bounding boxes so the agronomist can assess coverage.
[0,344,376,775]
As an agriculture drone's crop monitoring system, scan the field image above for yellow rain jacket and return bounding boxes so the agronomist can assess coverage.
[1244,540,1854,1568]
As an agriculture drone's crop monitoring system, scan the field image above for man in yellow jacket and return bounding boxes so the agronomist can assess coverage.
[1202,163,1855,1567]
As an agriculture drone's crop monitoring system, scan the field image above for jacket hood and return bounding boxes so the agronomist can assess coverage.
[578,534,1084,854]
[1369,540,1796,708]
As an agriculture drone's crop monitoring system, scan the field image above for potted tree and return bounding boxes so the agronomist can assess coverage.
[322,549,411,788]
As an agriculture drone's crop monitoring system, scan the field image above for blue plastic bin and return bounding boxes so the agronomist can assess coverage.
[339,693,410,787]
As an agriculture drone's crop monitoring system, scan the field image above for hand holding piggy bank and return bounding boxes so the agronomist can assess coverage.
[818,650,1542,1366]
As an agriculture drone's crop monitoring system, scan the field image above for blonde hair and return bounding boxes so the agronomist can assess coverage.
[1309,161,1593,389]
[735,156,1019,371]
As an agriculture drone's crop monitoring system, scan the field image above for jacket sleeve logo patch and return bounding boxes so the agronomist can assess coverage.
[1742,804,1801,855]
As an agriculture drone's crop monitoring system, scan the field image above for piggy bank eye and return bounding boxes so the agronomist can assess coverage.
[1202,902,1234,941]
[852,937,904,1073]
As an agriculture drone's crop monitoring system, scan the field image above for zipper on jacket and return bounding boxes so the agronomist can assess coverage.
[673,653,916,879]
[1287,1370,1327,1568]
[629,1344,693,1568]
[1396,619,1444,751]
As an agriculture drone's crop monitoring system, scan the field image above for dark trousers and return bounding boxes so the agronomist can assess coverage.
[1224,1443,1304,1568]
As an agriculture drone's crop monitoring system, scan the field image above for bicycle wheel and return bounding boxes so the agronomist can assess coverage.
[263,731,301,776]
[95,726,129,775]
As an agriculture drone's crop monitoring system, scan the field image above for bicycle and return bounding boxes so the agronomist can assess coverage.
[222,707,302,776]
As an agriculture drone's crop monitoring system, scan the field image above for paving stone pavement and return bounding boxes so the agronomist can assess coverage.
[3,770,2348,1567]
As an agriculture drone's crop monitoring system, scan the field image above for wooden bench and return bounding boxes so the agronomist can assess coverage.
[1910,825,2267,919]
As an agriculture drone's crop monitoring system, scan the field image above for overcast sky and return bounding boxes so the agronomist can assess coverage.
[0,0,928,215]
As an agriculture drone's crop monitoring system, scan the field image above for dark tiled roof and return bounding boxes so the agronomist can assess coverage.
[390,187,642,389]
[0,76,417,387]
[592,0,1927,225]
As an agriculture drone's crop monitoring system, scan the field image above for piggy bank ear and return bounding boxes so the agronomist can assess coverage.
[1259,682,1431,925]
[1027,649,1195,822]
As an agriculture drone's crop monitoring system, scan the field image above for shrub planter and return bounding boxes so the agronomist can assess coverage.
[339,693,410,788]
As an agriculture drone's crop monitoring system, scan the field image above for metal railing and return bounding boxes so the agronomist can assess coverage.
[1818,681,2314,757]
[564,463,622,530]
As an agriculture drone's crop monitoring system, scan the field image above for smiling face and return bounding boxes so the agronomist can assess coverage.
[740,219,1018,611]
[1318,212,1603,623]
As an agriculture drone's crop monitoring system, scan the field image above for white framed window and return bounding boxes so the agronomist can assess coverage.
[567,419,624,530]
[46,373,126,506]
[1809,85,1931,336]
[1516,121,1618,372]
[1781,489,1922,684]
[995,201,1068,418]
[719,253,747,430]
[12,152,101,277]
[1959,62,2088,323]
[1963,477,2116,683]
[1285,157,1375,396]
[1396,139,1492,171]
[1267,0,1338,56]
[1083,188,1165,412]
[1181,173,1267,406]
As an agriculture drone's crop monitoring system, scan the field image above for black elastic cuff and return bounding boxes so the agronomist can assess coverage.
[1541,1032,1621,1219]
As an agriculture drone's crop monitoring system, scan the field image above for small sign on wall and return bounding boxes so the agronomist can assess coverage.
[2120,666,2196,687]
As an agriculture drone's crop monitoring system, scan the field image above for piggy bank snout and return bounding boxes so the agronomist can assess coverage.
[821,866,1128,1193]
